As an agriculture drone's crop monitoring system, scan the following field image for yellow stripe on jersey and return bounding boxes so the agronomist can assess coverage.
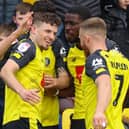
[96,68,106,74]
[11,52,22,59]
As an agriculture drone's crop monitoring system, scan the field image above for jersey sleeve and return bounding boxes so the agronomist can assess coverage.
[52,39,68,73]
[9,41,36,68]
[86,51,110,81]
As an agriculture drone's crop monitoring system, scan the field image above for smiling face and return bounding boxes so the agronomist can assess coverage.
[32,22,58,50]
[64,13,82,43]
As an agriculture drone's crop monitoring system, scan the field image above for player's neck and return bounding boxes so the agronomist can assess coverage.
[89,40,107,54]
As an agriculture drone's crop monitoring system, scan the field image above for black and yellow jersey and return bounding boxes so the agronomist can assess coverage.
[40,47,59,126]
[40,42,67,126]
[82,50,129,129]
[67,45,85,119]
[65,38,119,120]
[3,39,45,124]
[3,37,66,126]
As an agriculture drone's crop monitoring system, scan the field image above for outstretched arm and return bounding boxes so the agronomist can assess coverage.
[0,12,33,59]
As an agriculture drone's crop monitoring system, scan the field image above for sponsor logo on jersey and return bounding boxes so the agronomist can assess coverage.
[17,42,31,52]
[45,57,50,66]
[92,58,103,67]
[60,47,67,57]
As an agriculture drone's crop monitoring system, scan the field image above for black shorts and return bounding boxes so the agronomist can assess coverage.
[70,118,86,129]
[2,117,42,129]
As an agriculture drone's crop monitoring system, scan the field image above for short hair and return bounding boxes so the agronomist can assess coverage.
[0,24,15,36]
[80,17,107,37]
[15,2,32,15]
[31,0,56,13]
[33,12,61,27]
[67,5,91,20]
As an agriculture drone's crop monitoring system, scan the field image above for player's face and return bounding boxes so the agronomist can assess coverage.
[64,13,82,43]
[34,22,58,50]
[14,11,33,26]
[79,29,89,56]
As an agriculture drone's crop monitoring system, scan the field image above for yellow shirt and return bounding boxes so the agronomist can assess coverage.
[41,47,59,126]
[67,45,85,119]
[3,44,44,124]
[82,50,129,129]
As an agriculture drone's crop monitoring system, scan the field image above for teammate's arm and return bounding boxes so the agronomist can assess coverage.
[0,12,32,59]
[44,67,70,89]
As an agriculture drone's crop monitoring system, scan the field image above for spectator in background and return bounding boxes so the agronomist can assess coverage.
[102,0,129,59]
[127,5,129,30]
[100,0,115,16]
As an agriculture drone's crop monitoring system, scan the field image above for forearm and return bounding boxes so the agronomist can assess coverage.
[1,69,25,94]
[0,29,20,58]
[43,70,70,90]
[95,75,111,113]
[56,72,70,89]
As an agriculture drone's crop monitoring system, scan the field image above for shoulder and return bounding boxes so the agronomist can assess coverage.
[86,50,109,80]
[86,50,103,67]
[9,39,36,68]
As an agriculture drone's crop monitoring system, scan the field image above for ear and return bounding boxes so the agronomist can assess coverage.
[31,25,36,34]
[13,16,16,24]
[85,34,91,44]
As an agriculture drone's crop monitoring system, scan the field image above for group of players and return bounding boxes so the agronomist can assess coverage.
[0,1,129,129]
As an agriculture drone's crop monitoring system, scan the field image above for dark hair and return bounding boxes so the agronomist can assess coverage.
[67,5,91,20]
[33,12,61,27]
[31,0,56,13]
[0,24,15,36]
[15,2,32,15]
